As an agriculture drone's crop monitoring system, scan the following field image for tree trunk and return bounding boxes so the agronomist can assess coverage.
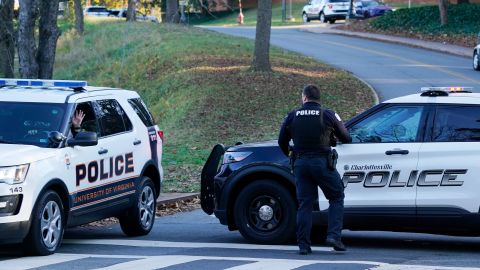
[438,0,448,26]
[0,0,15,78]
[37,0,60,79]
[18,0,40,79]
[251,0,272,72]
[127,0,136,21]
[166,0,179,23]
[74,0,84,34]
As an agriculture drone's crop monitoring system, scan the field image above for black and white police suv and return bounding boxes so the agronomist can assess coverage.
[201,87,480,244]
[0,79,163,255]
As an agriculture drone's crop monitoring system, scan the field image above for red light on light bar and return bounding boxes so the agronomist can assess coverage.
[157,130,164,141]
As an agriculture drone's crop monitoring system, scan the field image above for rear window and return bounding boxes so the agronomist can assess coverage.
[432,105,480,142]
[128,98,156,127]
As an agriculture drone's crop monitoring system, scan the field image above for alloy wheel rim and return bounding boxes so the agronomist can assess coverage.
[40,201,62,249]
[248,195,282,232]
[139,186,155,228]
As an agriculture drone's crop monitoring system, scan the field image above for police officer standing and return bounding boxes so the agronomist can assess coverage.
[278,85,351,254]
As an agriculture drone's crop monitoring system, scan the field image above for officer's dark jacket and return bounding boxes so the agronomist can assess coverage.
[278,101,352,157]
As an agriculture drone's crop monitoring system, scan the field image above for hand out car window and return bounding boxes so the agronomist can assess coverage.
[349,106,424,143]
[432,106,480,142]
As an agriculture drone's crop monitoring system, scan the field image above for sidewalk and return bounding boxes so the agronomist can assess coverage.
[157,192,199,204]
[301,27,472,58]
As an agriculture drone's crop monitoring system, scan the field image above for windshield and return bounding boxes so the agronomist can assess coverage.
[0,102,67,147]
[88,7,108,13]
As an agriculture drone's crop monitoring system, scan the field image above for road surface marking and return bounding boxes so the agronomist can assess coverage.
[63,238,334,252]
[0,253,89,270]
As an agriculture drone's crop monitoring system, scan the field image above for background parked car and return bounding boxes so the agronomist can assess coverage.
[83,6,110,17]
[474,32,480,71]
[302,0,350,24]
[355,0,392,18]
[109,8,159,23]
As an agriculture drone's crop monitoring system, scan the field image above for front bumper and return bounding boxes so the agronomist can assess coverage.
[0,220,30,244]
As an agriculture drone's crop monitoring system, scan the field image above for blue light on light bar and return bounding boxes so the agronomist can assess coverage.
[0,79,87,88]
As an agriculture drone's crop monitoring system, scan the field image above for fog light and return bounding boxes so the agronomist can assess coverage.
[0,195,21,215]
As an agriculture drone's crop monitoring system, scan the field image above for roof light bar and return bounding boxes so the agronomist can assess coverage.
[0,79,87,88]
[421,86,473,92]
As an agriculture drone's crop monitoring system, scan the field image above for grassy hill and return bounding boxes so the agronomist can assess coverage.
[54,20,374,192]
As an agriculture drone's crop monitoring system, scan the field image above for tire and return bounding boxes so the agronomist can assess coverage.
[119,176,156,236]
[329,19,336,24]
[364,11,370,18]
[474,51,480,71]
[23,191,65,256]
[234,180,296,244]
[302,12,310,23]
[319,12,327,23]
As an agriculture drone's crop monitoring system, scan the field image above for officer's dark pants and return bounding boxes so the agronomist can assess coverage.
[294,154,345,249]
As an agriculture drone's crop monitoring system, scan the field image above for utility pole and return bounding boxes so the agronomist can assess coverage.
[281,0,286,22]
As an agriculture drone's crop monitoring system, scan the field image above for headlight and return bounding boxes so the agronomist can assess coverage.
[0,164,29,185]
[223,152,252,164]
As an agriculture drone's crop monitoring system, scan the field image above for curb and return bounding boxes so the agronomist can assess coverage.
[351,73,380,105]
[301,28,472,58]
[157,193,199,205]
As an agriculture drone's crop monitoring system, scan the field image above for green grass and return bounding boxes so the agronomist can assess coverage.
[191,2,307,26]
[370,4,480,36]
[54,20,374,192]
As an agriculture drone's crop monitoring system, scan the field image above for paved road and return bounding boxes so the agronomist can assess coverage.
[206,26,480,101]
[2,210,480,269]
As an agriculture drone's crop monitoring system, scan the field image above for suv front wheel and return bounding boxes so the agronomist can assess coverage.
[23,190,65,255]
[120,176,156,236]
[234,180,296,244]
[319,12,327,23]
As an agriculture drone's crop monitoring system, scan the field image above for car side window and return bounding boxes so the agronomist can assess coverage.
[432,105,480,142]
[128,98,156,127]
[74,102,99,135]
[349,105,424,143]
[95,99,132,137]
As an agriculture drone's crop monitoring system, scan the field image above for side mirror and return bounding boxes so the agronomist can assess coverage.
[67,131,98,147]
[48,131,66,144]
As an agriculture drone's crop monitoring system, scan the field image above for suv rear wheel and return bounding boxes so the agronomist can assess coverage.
[319,12,327,23]
[474,51,480,71]
[23,190,65,255]
[120,176,156,236]
[234,180,296,244]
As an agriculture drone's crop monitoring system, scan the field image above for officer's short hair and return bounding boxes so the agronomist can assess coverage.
[303,85,320,101]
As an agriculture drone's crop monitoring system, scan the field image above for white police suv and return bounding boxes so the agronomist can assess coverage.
[0,79,163,255]
[202,87,480,244]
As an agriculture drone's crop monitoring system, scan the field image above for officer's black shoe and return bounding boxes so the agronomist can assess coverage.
[298,246,312,255]
[325,238,347,252]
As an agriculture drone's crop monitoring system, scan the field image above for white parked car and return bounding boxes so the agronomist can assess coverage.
[109,8,159,23]
[0,79,163,255]
[302,0,350,24]
[83,6,110,17]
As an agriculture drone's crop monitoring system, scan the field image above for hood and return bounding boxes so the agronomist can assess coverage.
[0,144,57,166]
[227,140,278,152]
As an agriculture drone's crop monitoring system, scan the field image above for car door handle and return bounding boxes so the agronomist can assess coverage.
[133,139,142,146]
[98,148,108,155]
[385,149,409,155]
